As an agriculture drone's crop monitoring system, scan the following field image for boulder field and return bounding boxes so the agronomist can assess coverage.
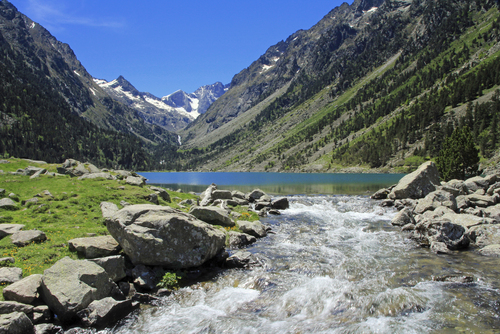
[0,159,289,332]
[373,161,500,256]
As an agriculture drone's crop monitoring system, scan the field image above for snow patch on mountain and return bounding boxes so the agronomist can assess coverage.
[94,76,229,132]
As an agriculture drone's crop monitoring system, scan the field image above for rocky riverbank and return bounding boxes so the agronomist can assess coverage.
[372,161,500,256]
[0,159,289,333]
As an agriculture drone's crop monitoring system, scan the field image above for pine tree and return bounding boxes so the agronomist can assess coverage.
[437,126,480,181]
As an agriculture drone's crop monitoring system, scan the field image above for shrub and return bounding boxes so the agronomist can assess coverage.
[437,126,480,181]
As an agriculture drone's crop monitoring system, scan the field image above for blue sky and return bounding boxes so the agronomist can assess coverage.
[10,0,353,97]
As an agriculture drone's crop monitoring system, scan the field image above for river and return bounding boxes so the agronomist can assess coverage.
[110,193,500,333]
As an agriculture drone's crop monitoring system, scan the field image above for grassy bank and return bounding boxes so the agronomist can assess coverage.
[0,158,258,296]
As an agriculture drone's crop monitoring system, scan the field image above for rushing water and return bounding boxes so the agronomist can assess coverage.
[111,195,500,334]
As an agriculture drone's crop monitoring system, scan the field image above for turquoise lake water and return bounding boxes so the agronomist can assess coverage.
[138,172,405,195]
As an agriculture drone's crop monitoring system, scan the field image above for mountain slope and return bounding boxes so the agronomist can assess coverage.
[0,0,179,170]
[96,77,229,132]
[177,0,500,173]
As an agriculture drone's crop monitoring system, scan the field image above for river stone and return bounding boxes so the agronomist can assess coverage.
[227,231,257,249]
[414,190,457,214]
[0,224,24,239]
[271,197,289,210]
[441,212,491,229]
[0,268,22,285]
[100,202,119,219]
[189,206,234,227]
[237,220,267,238]
[10,230,47,247]
[465,194,496,208]
[464,176,489,193]
[212,190,232,200]
[125,176,144,186]
[68,236,121,259]
[482,204,500,222]
[0,301,34,315]
[391,208,415,226]
[487,182,500,196]
[40,257,121,324]
[225,251,257,269]
[78,297,139,329]
[131,265,157,291]
[231,191,245,199]
[246,189,266,202]
[428,220,470,250]
[89,256,127,282]
[371,188,390,200]
[106,204,226,268]
[0,199,17,211]
[468,224,500,247]
[389,161,440,200]
[444,179,469,196]
[3,274,42,305]
[478,244,500,256]
[0,312,34,334]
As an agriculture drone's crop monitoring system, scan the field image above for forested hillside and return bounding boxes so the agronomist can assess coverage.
[0,0,180,171]
[177,0,500,173]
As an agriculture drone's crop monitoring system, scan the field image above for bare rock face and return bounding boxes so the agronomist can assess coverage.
[106,204,226,268]
[389,161,440,200]
[40,257,122,324]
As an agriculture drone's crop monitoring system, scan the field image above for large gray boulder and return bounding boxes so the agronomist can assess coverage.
[10,230,46,247]
[227,231,257,249]
[0,301,33,316]
[0,312,34,334]
[125,176,145,186]
[40,257,122,323]
[464,176,489,193]
[414,190,457,214]
[237,220,267,238]
[100,202,119,219]
[89,256,127,282]
[78,297,139,329]
[0,224,24,239]
[0,199,17,211]
[106,205,226,268]
[2,274,42,305]
[68,236,121,259]
[189,206,235,227]
[389,162,440,200]
[0,268,22,285]
[212,190,232,200]
[468,224,500,248]
[391,208,415,226]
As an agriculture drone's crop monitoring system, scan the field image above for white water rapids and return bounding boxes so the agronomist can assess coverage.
[109,195,500,334]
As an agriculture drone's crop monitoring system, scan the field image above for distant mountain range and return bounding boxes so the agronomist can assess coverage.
[95,77,229,132]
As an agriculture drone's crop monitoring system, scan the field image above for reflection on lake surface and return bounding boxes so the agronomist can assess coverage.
[138,172,405,195]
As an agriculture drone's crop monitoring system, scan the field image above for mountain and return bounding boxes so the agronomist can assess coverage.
[178,0,500,173]
[0,0,179,170]
[96,77,229,132]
